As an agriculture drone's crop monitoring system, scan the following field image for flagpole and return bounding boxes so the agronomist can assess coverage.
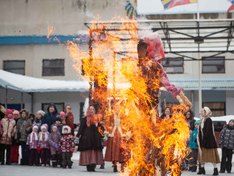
[197,0,202,115]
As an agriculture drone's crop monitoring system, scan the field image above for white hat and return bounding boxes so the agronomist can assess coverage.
[62,125,71,134]
[37,110,45,117]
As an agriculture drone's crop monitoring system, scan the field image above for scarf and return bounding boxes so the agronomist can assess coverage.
[30,132,38,143]
[39,131,49,141]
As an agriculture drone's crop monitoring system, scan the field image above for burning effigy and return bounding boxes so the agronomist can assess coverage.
[67,20,192,176]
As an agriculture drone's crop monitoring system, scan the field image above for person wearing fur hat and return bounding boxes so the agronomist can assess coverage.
[38,124,50,166]
[33,110,45,129]
[60,125,75,169]
[0,109,15,165]
[49,125,61,167]
[10,110,20,164]
[219,119,234,173]
[16,109,32,165]
[197,107,220,175]
[27,125,39,166]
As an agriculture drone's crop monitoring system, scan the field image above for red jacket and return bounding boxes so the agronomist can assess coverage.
[66,112,74,130]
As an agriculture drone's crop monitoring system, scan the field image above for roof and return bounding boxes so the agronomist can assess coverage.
[170,78,234,90]
[0,70,90,93]
[85,19,234,60]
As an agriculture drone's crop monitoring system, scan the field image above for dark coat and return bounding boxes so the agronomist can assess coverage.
[220,125,234,150]
[77,117,103,152]
[198,117,218,149]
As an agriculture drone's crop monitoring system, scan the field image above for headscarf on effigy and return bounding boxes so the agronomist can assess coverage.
[139,31,165,62]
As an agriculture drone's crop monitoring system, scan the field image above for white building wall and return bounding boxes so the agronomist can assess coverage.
[226,91,234,115]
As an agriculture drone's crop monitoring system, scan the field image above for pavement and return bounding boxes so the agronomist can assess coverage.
[0,152,233,176]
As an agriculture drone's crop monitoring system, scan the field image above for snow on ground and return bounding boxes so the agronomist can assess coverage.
[0,152,233,176]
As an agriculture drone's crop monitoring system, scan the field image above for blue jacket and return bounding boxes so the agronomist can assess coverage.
[189,128,198,149]
[42,112,59,132]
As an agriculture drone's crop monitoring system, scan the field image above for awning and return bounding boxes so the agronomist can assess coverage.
[170,77,234,90]
[0,70,89,93]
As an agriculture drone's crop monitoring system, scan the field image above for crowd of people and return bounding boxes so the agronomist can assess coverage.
[0,103,233,175]
[0,104,75,169]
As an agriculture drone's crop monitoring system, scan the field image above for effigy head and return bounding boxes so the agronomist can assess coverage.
[139,32,165,61]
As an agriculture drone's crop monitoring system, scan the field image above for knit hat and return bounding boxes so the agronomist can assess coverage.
[62,125,71,134]
[41,124,47,131]
[13,110,20,115]
[33,125,39,130]
[60,111,66,117]
[5,109,13,116]
[37,110,45,117]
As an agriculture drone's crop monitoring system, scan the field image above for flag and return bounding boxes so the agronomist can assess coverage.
[162,0,198,9]
[228,0,234,12]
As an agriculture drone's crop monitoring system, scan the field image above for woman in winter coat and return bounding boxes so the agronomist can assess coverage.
[16,109,32,165]
[10,110,20,164]
[42,104,59,132]
[0,109,15,165]
[65,105,74,134]
[197,107,220,175]
[77,105,104,172]
[219,119,234,173]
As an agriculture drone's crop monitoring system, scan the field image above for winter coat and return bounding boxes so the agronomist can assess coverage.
[189,128,198,149]
[77,117,103,151]
[33,119,42,129]
[49,132,61,154]
[198,117,218,149]
[0,117,16,145]
[60,134,75,153]
[38,131,50,149]
[16,118,32,142]
[220,125,234,150]
[42,113,59,132]
[27,132,39,149]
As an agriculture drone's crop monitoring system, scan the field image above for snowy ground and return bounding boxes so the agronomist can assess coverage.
[0,152,233,176]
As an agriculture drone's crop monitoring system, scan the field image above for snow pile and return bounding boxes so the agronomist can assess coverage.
[0,70,90,92]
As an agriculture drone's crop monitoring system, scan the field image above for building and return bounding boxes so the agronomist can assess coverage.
[0,0,233,121]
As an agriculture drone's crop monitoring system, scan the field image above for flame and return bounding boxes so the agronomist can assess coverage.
[67,19,190,176]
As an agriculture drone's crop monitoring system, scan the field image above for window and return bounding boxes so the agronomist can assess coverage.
[202,102,226,116]
[162,57,184,74]
[41,103,64,113]
[42,59,65,76]
[202,57,225,73]
[3,60,25,75]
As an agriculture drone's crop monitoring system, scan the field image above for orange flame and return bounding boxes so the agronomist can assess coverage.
[67,19,190,176]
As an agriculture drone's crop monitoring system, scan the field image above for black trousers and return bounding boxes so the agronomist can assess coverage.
[220,147,233,172]
[20,141,29,165]
[0,144,11,164]
[29,149,39,166]
[51,152,61,167]
[188,149,198,169]
[40,148,50,166]
[61,152,72,167]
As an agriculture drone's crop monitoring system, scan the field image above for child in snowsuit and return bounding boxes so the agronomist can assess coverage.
[60,125,75,169]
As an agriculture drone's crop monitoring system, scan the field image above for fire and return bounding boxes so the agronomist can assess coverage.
[67,19,190,176]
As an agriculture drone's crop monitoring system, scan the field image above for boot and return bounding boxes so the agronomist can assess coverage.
[197,167,205,175]
[86,165,92,172]
[113,165,118,172]
[100,164,105,169]
[213,168,219,176]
